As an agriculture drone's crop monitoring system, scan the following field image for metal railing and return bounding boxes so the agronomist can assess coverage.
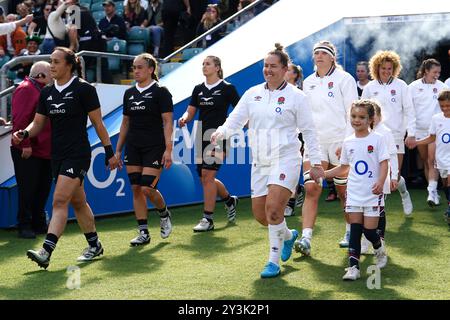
[160,0,267,63]
[0,51,135,119]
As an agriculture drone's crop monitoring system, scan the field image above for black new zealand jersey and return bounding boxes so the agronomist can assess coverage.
[123,82,173,148]
[37,77,100,160]
[189,81,240,133]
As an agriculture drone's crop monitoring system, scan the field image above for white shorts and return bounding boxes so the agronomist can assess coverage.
[346,206,383,217]
[415,129,429,140]
[304,141,342,166]
[251,157,301,198]
[394,137,405,154]
[438,169,450,179]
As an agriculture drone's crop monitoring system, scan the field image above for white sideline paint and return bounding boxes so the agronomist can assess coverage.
[160,0,450,105]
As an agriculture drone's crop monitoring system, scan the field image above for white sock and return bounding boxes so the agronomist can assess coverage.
[345,223,351,232]
[398,176,407,194]
[427,180,438,193]
[283,220,292,241]
[302,228,313,240]
[268,222,286,265]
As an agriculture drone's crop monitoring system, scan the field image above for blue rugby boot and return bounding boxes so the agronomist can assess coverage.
[281,229,298,262]
[260,262,281,278]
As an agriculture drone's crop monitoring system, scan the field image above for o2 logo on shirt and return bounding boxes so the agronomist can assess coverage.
[275,106,282,115]
[355,160,373,178]
[328,91,334,98]
[441,133,450,144]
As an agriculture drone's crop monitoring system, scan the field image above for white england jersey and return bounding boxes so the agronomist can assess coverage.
[429,113,450,170]
[361,77,416,139]
[374,123,398,194]
[340,132,390,206]
[216,81,322,166]
[445,78,450,88]
[409,79,447,132]
[303,67,358,144]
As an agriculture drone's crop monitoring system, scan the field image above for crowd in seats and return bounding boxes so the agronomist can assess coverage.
[0,0,277,83]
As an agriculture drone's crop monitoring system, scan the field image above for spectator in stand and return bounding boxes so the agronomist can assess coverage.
[28,2,54,39]
[0,14,27,58]
[16,2,32,19]
[98,0,127,40]
[123,0,148,31]
[0,116,8,125]
[230,0,254,30]
[147,0,164,58]
[0,6,33,36]
[12,34,43,80]
[124,0,149,10]
[161,0,191,57]
[196,4,224,48]
[10,61,53,239]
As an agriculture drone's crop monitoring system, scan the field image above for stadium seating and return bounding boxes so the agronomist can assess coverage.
[127,43,145,56]
[181,48,204,62]
[115,1,124,12]
[92,10,106,24]
[79,0,91,8]
[127,26,148,53]
[160,62,182,77]
[91,0,104,4]
[106,38,127,72]
[91,2,104,12]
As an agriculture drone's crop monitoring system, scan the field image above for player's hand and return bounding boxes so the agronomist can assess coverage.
[12,130,26,144]
[107,155,121,170]
[310,165,325,184]
[210,131,223,145]
[335,147,342,160]
[390,179,398,192]
[372,181,383,194]
[21,147,32,159]
[162,149,172,169]
[404,136,416,149]
[178,116,188,128]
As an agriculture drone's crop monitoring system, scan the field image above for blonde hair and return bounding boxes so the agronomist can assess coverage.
[205,55,223,79]
[135,53,158,81]
[369,50,402,81]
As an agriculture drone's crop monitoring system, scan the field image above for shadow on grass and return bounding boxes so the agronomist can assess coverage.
[99,242,169,275]
[301,255,416,299]
[386,218,441,256]
[171,231,253,259]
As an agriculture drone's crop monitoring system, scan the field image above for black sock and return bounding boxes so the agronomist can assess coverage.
[363,228,381,250]
[224,195,234,207]
[43,233,58,256]
[84,232,99,248]
[287,198,295,210]
[203,211,213,222]
[328,180,336,194]
[445,186,450,204]
[349,223,363,268]
[377,208,386,240]
[137,219,149,235]
[157,206,169,218]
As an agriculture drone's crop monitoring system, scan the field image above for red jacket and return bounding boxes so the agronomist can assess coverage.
[11,77,51,159]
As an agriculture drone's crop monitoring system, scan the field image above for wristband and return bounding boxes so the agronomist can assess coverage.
[21,130,29,139]
[104,145,114,165]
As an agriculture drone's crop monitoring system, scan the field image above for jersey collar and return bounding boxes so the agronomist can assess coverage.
[316,65,336,77]
[378,76,394,85]
[264,80,287,91]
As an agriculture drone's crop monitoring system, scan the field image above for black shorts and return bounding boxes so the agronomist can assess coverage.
[124,144,165,168]
[52,158,90,184]
[196,140,226,176]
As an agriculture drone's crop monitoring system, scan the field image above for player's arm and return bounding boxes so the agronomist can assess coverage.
[161,112,174,169]
[178,106,197,127]
[12,113,48,144]
[324,164,349,180]
[88,108,120,170]
[414,134,436,147]
[373,159,388,195]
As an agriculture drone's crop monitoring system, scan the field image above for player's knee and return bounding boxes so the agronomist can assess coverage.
[304,182,321,198]
[52,193,70,209]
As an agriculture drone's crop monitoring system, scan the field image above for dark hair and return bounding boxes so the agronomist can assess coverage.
[351,99,376,129]
[135,53,159,81]
[54,47,82,77]
[416,58,441,79]
[356,61,369,73]
[267,43,290,68]
[206,55,223,79]
[438,89,450,102]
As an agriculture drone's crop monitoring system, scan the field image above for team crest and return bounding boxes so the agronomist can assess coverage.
[391,89,396,96]
[368,145,374,153]
[278,97,285,105]
[433,88,438,93]
[279,173,286,181]
[328,82,334,89]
